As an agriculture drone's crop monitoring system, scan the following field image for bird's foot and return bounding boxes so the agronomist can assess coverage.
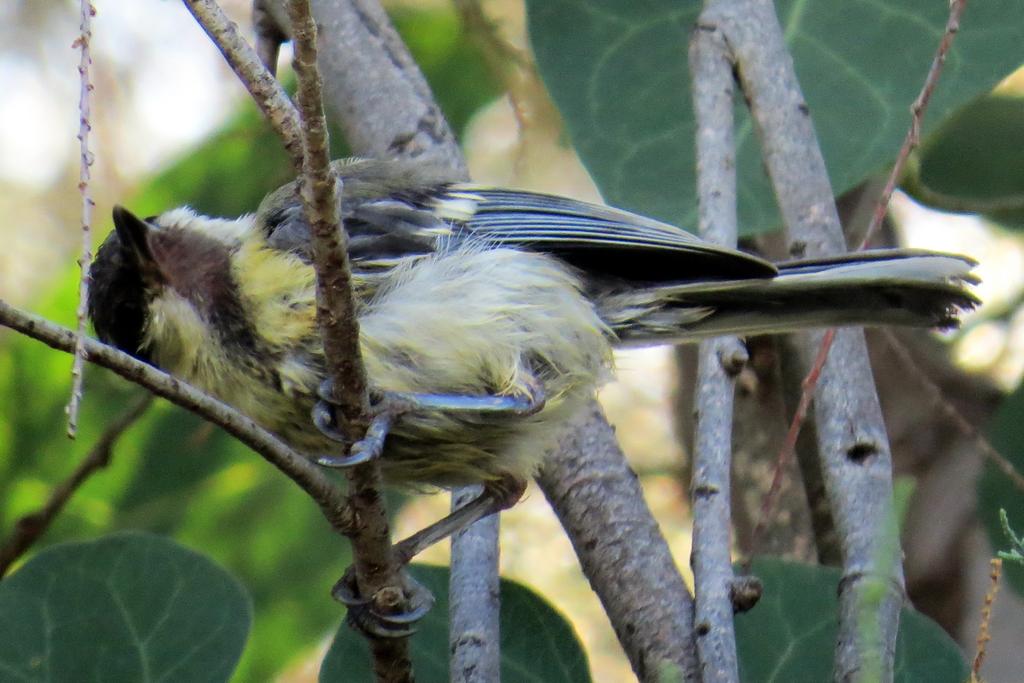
[332,566,435,639]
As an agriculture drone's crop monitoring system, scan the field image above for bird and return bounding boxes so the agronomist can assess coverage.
[88,157,978,495]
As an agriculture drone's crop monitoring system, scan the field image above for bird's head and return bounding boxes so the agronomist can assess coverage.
[88,205,278,369]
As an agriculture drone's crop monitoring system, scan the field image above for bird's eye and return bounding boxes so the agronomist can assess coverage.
[144,215,159,224]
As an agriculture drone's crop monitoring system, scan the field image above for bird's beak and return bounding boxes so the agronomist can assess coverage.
[112,205,156,266]
[112,204,166,287]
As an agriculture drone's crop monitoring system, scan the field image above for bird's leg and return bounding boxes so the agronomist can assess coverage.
[312,378,546,468]
[393,473,527,565]
[313,378,539,636]
[331,475,526,638]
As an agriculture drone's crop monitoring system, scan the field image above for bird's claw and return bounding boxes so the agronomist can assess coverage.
[332,567,435,638]
[314,381,397,468]
[313,378,546,468]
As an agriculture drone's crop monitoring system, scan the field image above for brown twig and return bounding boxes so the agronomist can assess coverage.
[287,2,368,427]
[747,328,835,562]
[0,395,152,577]
[878,329,1024,493]
[0,300,352,532]
[286,1,410,678]
[972,557,1002,678]
[67,0,96,438]
[860,0,968,250]
[182,0,304,169]
[451,0,537,175]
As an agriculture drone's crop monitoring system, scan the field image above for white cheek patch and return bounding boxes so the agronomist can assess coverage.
[144,291,210,371]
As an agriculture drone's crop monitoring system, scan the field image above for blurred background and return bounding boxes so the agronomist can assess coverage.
[1,0,1023,680]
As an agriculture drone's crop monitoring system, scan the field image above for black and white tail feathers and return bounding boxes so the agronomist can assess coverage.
[598,250,978,345]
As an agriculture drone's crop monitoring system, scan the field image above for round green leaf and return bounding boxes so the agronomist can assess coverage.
[320,564,591,683]
[526,0,1024,234]
[735,558,968,682]
[0,532,251,683]
[913,93,1024,227]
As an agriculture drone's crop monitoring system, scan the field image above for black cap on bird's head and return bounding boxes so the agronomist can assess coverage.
[88,206,163,362]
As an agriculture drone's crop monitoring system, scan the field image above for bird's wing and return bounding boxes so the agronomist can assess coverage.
[264,178,778,282]
[437,185,778,282]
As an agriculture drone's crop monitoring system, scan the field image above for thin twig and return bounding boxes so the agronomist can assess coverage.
[688,16,742,683]
[972,557,1001,678]
[67,0,96,438]
[878,329,1024,493]
[182,0,304,169]
[0,300,352,532]
[859,0,968,250]
[451,0,542,175]
[747,328,835,562]
[449,485,501,683]
[290,2,502,674]
[287,2,368,426]
[0,395,153,577]
[286,1,411,678]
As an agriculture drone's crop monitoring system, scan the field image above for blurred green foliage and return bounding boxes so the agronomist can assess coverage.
[982,384,1024,598]
[0,4,501,680]
[911,92,1024,228]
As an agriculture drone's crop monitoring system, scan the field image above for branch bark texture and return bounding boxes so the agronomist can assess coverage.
[688,17,743,683]
[538,402,699,682]
[449,485,501,683]
[286,1,414,678]
[704,0,905,679]
[300,0,468,174]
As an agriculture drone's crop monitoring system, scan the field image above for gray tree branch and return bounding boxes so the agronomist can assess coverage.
[257,0,468,174]
[688,16,743,683]
[537,403,699,682]
[704,0,905,678]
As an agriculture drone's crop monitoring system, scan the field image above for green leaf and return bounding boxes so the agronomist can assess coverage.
[320,565,591,683]
[0,532,251,683]
[735,559,968,682]
[981,381,1024,597]
[912,93,1024,227]
[526,0,1024,234]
